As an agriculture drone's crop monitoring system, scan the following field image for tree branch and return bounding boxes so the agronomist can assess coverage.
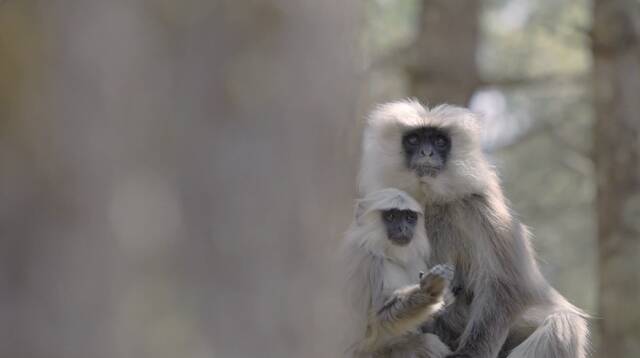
[478,73,587,89]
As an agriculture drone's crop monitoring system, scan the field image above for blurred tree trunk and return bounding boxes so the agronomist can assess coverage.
[592,0,640,356]
[178,1,363,357]
[0,0,362,358]
[405,0,480,105]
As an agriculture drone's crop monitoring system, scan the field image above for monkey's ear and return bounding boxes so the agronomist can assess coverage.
[354,201,366,224]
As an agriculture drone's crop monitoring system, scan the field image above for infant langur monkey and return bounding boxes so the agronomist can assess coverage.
[344,188,453,358]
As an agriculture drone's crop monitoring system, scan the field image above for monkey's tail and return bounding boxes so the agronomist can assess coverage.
[506,310,589,358]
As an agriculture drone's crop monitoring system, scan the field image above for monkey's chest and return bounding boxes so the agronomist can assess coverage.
[424,224,463,264]
[423,205,475,294]
[382,259,427,292]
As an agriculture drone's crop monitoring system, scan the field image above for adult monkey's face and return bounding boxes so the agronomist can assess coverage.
[380,209,418,246]
[402,127,451,177]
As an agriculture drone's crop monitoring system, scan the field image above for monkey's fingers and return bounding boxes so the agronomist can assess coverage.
[426,276,446,296]
[419,270,434,287]
[429,264,454,282]
[420,272,447,296]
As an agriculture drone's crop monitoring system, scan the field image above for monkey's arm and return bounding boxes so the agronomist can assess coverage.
[421,286,469,351]
[366,267,448,350]
[448,199,538,358]
[448,279,524,358]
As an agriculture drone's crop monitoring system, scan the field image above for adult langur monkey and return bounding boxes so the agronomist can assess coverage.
[358,100,589,358]
[344,188,455,358]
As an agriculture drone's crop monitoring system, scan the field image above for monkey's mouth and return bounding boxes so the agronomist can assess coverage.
[412,164,443,178]
[389,235,412,246]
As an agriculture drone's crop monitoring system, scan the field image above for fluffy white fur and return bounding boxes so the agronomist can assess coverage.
[357,100,589,358]
[343,188,451,358]
[352,188,429,264]
[359,100,495,204]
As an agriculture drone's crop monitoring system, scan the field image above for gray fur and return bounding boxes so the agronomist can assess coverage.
[344,189,452,358]
[359,100,589,358]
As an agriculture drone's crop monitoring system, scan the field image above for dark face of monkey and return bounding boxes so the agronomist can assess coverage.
[380,209,418,246]
[402,127,451,177]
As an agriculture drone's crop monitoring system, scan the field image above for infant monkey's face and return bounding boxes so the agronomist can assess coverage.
[380,209,418,246]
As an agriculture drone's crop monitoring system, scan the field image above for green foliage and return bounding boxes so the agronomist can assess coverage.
[364,0,419,56]
[482,0,595,311]
[480,0,591,78]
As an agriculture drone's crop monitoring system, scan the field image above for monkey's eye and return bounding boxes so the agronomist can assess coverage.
[384,212,395,222]
[406,212,417,223]
[405,134,419,146]
[434,136,448,148]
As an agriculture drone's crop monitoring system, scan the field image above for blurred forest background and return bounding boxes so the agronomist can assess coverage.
[0,0,638,357]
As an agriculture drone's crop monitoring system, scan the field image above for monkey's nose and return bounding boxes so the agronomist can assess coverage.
[419,148,435,157]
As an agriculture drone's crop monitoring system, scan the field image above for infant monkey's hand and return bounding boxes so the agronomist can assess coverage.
[430,264,454,281]
[419,264,454,297]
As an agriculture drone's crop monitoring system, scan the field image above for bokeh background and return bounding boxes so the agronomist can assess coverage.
[0,0,638,357]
